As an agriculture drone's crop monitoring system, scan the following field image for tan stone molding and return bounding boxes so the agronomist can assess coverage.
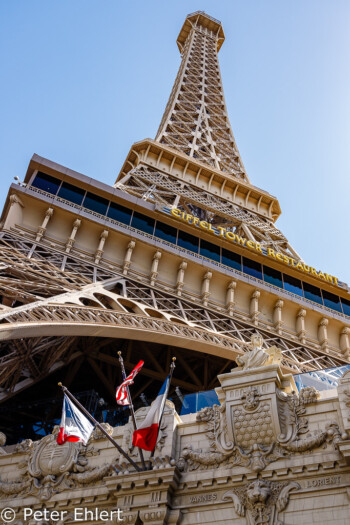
[226,280,237,315]
[340,327,350,357]
[318,317,329,351]
[94,229,109,264]
[150,250,162,286]
[139,508,168,524]
[123,240,136,275]
[250,289,260,326]
[176,261,187,296]
[121,511,139,524]
[296,308,306,344]
[201,271,212,306]
[9,194,24,207]
[35,207,54,242]
[273,299,284,335]
[65,218,81,253]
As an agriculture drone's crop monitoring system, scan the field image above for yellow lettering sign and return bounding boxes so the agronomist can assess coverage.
[171,208,181,218]
[163,207,340,287]
[225,231,235,241]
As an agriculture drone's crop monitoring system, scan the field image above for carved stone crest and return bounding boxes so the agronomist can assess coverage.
[29,434,80,478]
[178,358,340,474]
[241,386,260,411]
[0,428,115,502]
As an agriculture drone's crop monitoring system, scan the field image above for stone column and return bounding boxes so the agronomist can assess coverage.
[318,318,329,352]
[250,290,260,326]
[65,218,81,253]
[340,327,350,357]
[226,280,237,316]
[273,299,284,335]
[35,208,53,242]
[36,207,53,242]
[176,261,187,296]
[123,240,136,275]
[296,308,306,344]
[201,271,212,306]
[150,251,162,286]
[94,230,109,264]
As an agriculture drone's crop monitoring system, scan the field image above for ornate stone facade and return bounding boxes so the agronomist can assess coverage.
[1,362,350,524]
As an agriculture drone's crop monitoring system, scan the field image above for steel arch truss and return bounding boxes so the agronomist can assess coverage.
[0,231,346,405]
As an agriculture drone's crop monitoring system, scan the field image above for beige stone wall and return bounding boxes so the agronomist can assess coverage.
[1,363,350,524]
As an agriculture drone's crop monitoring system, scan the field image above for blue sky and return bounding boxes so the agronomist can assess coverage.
[1,1,349,283]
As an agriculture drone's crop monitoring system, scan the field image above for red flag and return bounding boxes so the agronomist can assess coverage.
[132,375,170,451]
[116,360,144,405]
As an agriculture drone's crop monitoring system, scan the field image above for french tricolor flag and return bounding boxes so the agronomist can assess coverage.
[57,394,94,446]
[132,375,170,452]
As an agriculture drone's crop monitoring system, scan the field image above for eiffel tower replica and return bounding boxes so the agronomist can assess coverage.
[1,12,349,443]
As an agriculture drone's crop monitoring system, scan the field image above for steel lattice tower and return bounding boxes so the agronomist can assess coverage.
[156,13,248,179]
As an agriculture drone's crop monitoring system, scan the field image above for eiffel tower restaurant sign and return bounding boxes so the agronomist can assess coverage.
[163,206,339,287]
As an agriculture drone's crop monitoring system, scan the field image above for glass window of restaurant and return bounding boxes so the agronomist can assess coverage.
[263,265,283,288]
[200,239,220,262]
[177,230,199,253]
[154,221,177,244]
[283,273,303,297]
[58,182,85,205]
[83,192,109,215]
[341,298,350,317]
[131,211,155,235]
[221,248,242,271]
[322,290,342,313]
[107,202,132,225]
[243,257,263,280]
[32,172,61,195]
[303,282,323,305]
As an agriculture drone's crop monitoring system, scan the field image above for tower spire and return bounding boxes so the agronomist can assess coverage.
[115,12,301,262]
[155,12,249,182]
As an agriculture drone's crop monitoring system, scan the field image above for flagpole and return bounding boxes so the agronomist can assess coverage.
[148,357,176,469]
[58,382,142,472]
[117,352,147,471]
